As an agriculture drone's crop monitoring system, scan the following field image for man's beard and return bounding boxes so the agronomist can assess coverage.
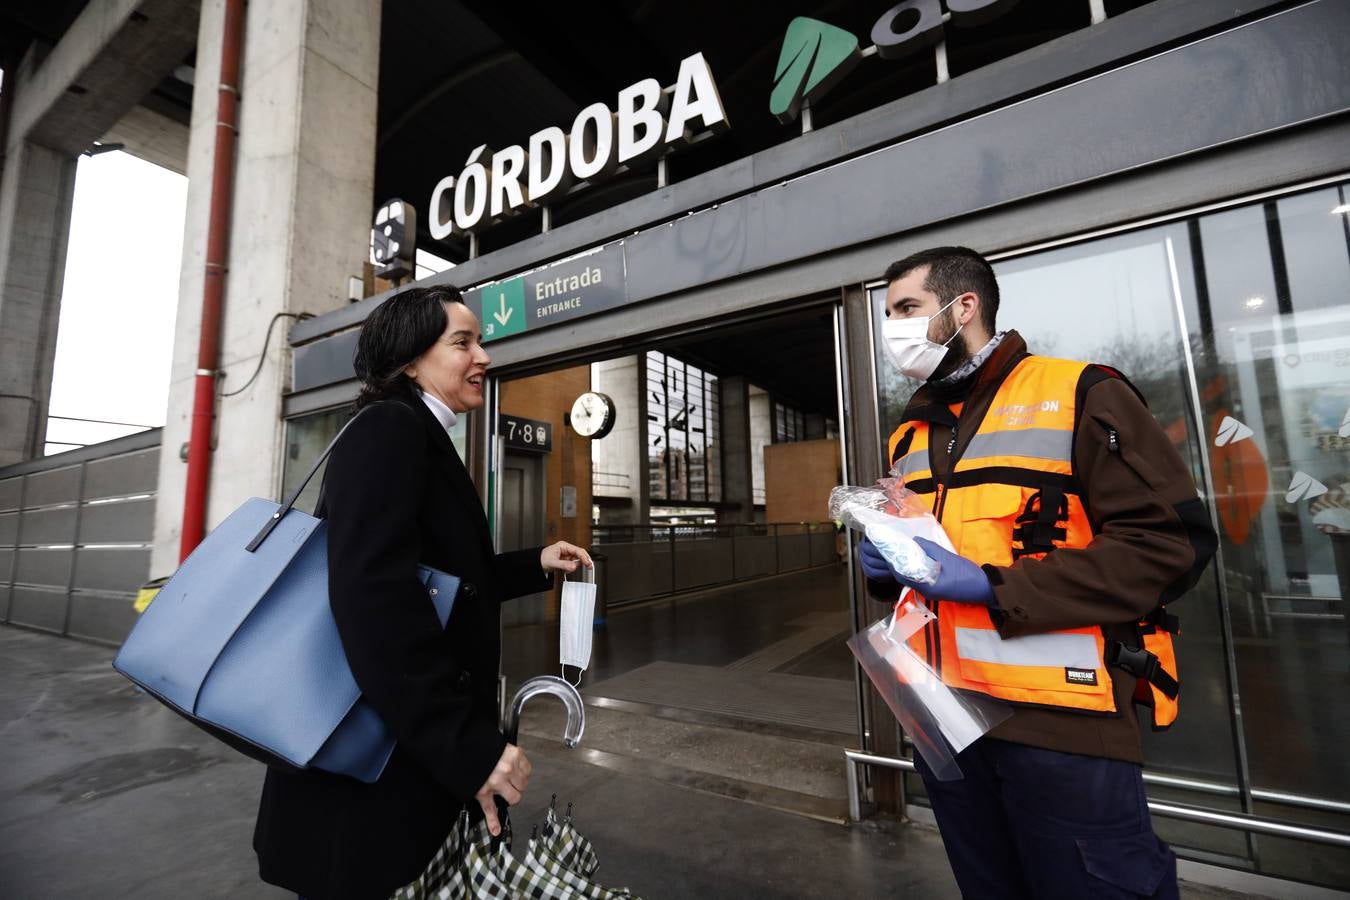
[925,307,971,382]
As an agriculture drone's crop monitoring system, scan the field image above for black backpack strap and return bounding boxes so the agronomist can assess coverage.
[889,426,916,468]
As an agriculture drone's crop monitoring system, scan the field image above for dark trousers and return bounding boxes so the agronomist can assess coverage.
[915,738,1178,900]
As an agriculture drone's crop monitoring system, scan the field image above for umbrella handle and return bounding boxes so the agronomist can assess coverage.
[505,675,586,747]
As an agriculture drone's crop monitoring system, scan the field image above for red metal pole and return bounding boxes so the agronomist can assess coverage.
[180,0,246,561]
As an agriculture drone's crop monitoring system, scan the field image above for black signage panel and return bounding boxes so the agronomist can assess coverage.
[465,243,626,343]
[500,415,552,452]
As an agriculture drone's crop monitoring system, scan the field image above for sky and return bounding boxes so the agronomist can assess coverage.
[45,150,187,454]
[43,149,452,456]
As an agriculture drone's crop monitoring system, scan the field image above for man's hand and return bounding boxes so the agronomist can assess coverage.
[911,537,994,605]
[859,537,899,586]
[540,541,593,574]
[475,743,531,836]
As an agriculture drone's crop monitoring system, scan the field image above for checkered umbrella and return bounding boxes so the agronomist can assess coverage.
[390,807,637,900]
[388,677,642,899]
[465,811,576,899]
[537,799,599,879]
[525,835,627,898]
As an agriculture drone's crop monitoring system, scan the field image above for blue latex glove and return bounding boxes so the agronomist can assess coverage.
[909,537,995,605]
[858,537,898,585]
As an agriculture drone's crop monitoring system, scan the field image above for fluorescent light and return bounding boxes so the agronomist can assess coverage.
[1332,203,1350,215]
[1244,295,1265,310]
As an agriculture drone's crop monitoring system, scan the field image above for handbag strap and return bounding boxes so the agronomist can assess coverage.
[245,405,369,552]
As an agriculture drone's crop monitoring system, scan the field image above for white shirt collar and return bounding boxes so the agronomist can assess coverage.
[418,390,458,432]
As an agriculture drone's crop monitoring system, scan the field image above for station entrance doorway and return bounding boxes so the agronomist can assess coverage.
[494,301,859,818]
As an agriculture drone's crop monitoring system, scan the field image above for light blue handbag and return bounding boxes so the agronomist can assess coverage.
[113,409,460,782]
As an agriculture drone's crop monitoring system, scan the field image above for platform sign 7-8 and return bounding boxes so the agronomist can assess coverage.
[500,415,552,452]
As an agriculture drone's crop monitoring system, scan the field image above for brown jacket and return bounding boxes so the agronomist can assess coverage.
[875,331,1215,763]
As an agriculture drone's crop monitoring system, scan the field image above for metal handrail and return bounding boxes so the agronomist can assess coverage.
[586,522,841,607]
[593,521,837,544]
[1143,773,1350,815]
[844,750,1350,848]
[591,469,632,491]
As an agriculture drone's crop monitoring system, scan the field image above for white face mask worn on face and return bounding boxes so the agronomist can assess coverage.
[559,567,597,684]
[880,296,966,381]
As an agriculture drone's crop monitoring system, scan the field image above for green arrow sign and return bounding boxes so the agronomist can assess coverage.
[770,17,861,124]
[481,277,526,341]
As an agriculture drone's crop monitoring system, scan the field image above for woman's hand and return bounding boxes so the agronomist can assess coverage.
[540,541,593,574]
[475,743,531,836]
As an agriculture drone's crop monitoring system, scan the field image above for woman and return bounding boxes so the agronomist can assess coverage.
[253,286,591,899]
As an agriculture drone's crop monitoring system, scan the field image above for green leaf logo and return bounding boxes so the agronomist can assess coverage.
[770,17,861,124]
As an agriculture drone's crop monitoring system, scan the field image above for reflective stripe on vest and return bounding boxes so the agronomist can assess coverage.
[895,428,1072,482]
[887,355,1177,721]
[955,628,1099,670]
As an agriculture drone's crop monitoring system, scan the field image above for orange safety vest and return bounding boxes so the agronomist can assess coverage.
[887,355,1180,729]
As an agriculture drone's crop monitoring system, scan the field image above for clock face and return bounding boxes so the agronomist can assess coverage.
[570,391,616,439]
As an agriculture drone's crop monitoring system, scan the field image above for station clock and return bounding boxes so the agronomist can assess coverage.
[569,391,616,440]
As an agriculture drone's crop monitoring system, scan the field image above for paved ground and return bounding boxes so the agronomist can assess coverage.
[0,625,1266,899]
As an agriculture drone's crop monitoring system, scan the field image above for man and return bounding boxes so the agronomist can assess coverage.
[861,246,1215,899]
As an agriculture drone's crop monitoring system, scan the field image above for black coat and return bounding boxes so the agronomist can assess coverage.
[253,394,551,899]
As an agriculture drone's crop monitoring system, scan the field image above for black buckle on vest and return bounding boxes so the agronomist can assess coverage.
[1106,641,1179,699]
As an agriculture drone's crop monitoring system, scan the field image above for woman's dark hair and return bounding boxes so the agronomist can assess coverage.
[353,285,466,409]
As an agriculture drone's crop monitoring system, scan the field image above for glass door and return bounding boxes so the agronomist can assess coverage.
[991,225,1253,865]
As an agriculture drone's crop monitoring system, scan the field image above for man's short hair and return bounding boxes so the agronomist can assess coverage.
[883,246,999,334]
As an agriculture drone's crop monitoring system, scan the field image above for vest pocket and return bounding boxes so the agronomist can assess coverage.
[949,607,1113,703]
[952,482,1023,567]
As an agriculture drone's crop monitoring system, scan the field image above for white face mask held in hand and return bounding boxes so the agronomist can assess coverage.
[559,568,597,684]
[881,296,965,381]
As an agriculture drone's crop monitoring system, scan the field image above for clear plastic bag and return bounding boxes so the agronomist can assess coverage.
[829,484,949,584]
[847,596,1012,781]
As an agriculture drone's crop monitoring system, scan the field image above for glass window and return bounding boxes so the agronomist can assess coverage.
[773,399,808,444]
[281,403,469,515]
[281,407,353,514]
[1191,189,1350,792]
[646,351,721,504]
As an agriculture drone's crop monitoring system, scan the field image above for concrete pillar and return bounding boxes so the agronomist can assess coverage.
[0,0,201,466]
[749,386,771,513]
[718,375,755,524]
[150,0,380,575]
[0,140,77,465]
[591,355,647,524]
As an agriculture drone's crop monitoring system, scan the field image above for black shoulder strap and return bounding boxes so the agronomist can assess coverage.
[245,404,364,552]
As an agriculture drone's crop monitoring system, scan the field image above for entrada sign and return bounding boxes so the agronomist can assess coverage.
[771,0,1020,123]
[464,243,625,343]
[430,53,728,239]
